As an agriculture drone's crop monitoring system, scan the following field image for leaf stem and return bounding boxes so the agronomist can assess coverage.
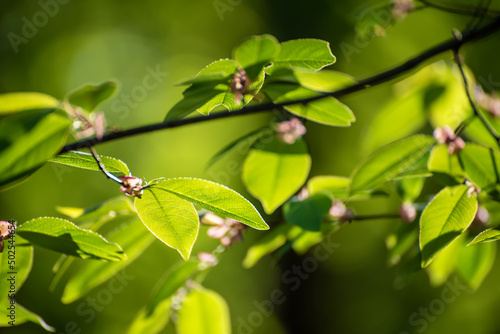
[88,146,124,184]
[60,18,500,154]
[350,213,402,222]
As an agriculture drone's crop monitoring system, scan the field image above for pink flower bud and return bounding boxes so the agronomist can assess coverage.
[329,200,347,218]
[118,176,144,198]
[276,118,307,144]
[198,252,218,265]
[230,69,251,104]
[433,126,455,144]
[400,203,417,223]
[391,0,415,20]
[207,224,231,239]
[0,221,13,240]
[465,180,480,197]
[201,212,225,226]
[474,206,490,225]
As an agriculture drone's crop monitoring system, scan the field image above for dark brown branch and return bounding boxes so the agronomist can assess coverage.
[88,146,124,184]
[418,0,500,18]
[350,213,402,222]
[60,18,500,154]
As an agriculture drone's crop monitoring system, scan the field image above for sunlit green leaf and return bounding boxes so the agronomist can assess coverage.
[16,217,125,261]
[420,185,478,268]
[135,187,199,260]
[152,178,268,230]
[267,39,335,74]
[61,217,154,304]
[67,81,118,112]
[426,234,465,286]
[177,287,231,334]
[307,175,350,198]
[242,137,311,214]
[350,135,436,194]
[0,236,32,294]
[459,143,500,190]
[50,150,131,175]
[179,59,238,86]
[0,92,60,115]
[397,177,425,202]
[386,223,418,266]
[293,70,356,92]
[458,241,495,290]
[264,84,355,127]
[233,34,280,69]
[468,228,500,245]
[243,224,291,268]
[0,299,55,331]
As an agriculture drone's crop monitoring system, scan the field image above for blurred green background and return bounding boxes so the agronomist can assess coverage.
[2,0,500,333]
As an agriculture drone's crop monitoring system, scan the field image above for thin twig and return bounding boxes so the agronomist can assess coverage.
[418,0,500,18]
[452,45,500,141]
[88,146,124,184]
[350,213,402,222]
[59,18,500,154]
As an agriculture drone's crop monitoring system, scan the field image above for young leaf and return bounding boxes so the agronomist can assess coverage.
[293,70,356,92]
[74,196,135,227]
[427,144,463,178]
[267,39,336,74]
[177,287,231,334]
[386,223,418,266]
[397,177,425,202]
[243,224,291,268]
[459,143,500,190]
[457,241,496,291]
[205,127,272,170]
[283,193,332,231]
[50,150,131,176]
[468,228,500,246]
[0,109,71,189]
[264,84,355,127]
[233,34,280,69]
[134,187,199,260]
[350,135,435,194]
[178,59,238,86]
[425,234,465,286]
[307,175,350,198]
[152,178,268,230]
[61,217,154,304]
[0,92,60,115]
[67,81,118,112]
[16,217,125,261]
[419,185,478,268]
[242,137,311,214]
[127,299,172,334]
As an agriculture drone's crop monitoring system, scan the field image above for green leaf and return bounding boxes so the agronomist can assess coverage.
[243,137,311,214]
[0,109,71,189]
[67,81,118,112]
[127,261,201,334]
[177,287,231,334]
[293,70,356,92]
[0,236,33,294]
[419,185,478,268]
[264,84,355,127]
[0,299,55,331]
[468,228,500,245]
[205,127,272,169]
[426,233,465,286]
[243,224,291,268]
[179,59,238,86]
[307,175,350,198]
[458,241,496,290]
[267,39,335,74]
[283,193,332,231]
[362,91,426,154]
[50,150,131,176]
[134,187,199,260]
[464,116,500,150]
[233,34,280,69]
[397,177,425,202]
[152,178,268,230]
[386,223,418,266]
[74,196,135,228]
[16,217,125,261]
[0,92,60,115]
[428,144,463,178]
[350,135,436,194]
[459,143,500,190]
[290,223,339,255]
[61,217,154,304]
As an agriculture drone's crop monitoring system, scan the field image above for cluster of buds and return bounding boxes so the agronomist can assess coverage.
[473,206,490,226]
[118,176,144,198]
[391,0,415,20]
[400,202,417,223]
[276,118,307,144]
[197,252,218,267]
[202,212,245,246]
[475,87,500,117]
[65,102,106,140]
[0,221,15,253]
[230,69,251,104]
[433,126,465,155]
[329,200,355,224]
